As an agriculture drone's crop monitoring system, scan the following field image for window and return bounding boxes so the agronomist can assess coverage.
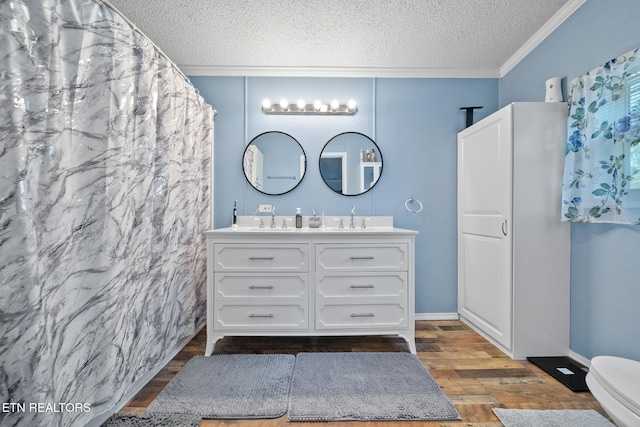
[628,71,640,189]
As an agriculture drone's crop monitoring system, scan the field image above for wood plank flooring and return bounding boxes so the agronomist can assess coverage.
[121,320,608,426]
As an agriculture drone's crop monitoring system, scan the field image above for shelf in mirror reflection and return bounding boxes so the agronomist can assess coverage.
[319,132,383,196]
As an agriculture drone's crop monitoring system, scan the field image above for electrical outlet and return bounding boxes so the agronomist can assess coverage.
[259,204,272,213]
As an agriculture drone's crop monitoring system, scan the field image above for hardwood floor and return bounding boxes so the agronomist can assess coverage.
[122,320,608,426]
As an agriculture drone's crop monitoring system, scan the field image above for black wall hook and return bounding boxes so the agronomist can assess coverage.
[460,106,483,128]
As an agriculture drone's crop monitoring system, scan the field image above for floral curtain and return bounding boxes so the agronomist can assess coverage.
[562,47,640,224]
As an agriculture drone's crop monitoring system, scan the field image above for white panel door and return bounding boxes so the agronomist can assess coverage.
[458,106,513,350]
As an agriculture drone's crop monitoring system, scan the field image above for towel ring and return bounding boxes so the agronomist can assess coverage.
[404,197,423,213]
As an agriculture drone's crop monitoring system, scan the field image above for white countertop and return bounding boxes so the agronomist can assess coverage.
[205,226,418,235]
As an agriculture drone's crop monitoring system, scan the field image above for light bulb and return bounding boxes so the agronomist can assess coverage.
[347,99,357,111]
[313,100,322,111]
[279,98,289,110]
[330,99,340,111]
[262,99,272,110]
[297,99,306,110]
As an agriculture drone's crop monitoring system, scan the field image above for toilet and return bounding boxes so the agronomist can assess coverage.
[586,356,640,427]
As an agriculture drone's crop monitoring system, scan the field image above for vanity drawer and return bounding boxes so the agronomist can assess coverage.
[316,273,407,298]
[214,244,308,272]
[215,273,307,299]
[316,244,409,272]
[316,303,407,329]
[214,304,307,330]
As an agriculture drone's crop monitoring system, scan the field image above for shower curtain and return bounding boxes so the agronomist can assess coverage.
[0,1,214,426]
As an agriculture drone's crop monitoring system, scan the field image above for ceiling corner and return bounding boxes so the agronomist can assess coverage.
[499,0,586,78]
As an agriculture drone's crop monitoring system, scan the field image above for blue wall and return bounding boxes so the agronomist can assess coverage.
[189,0,640,361]
[501,0,640,361]
[190,76,499,315]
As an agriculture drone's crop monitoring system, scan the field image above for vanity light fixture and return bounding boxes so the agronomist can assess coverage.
[261,98,358,115]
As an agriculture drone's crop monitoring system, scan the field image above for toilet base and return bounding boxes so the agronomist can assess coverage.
[586,372,640,427]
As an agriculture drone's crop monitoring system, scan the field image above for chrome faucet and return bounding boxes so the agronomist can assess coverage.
[350,206,356,228]
[270,206,276,228]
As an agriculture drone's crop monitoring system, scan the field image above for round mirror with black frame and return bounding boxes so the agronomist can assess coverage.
[319,132,383,196]
[242,131,307,195]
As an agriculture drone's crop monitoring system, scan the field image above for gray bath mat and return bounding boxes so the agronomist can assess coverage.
[493,408,614,426]
[146,354,295,419]
[102,413,201,426]
[288,352,461,421]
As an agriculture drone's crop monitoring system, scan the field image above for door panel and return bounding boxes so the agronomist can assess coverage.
[461,234,511,347]
[458,106,512,350]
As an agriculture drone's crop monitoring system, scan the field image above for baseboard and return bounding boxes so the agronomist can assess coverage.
[458,313,592,369]
[86,322,205,427]
[569,349,591,368]
[415,312,460,321]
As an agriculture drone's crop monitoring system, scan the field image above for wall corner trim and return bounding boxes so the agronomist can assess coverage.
[415,312,460,321]
[568,349,592,368]
[499,0,587,77]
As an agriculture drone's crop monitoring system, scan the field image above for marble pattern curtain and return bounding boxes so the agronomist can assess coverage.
[0,1,213,426]
[562,47,640,224]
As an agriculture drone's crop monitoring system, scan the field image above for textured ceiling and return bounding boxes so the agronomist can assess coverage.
[106,0,575,77]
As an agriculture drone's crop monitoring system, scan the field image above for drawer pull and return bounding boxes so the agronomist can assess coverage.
[350,313,375,318]
[249,314,274,318]
[350,284,375,289]
[249,285,274,290]
[249,257,274,261]
[350,256,375,260]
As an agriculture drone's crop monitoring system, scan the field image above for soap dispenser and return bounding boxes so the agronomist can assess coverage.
[232,200,237,229]
[295,208,302,228]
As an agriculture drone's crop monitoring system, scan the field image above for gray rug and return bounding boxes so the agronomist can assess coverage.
[102,413,201,427]
[493,408,614,426]
[287,352,461,421]
[146,354,295,419]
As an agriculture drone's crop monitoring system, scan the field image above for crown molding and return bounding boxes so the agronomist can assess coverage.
[499,0,586,77]
[180,65,501,79]
[181,0,584,81]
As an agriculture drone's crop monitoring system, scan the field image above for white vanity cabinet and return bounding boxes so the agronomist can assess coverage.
[212,243,309,331]
[315,243,410,331]
[205,228,417,355]
[457,102,570,360]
